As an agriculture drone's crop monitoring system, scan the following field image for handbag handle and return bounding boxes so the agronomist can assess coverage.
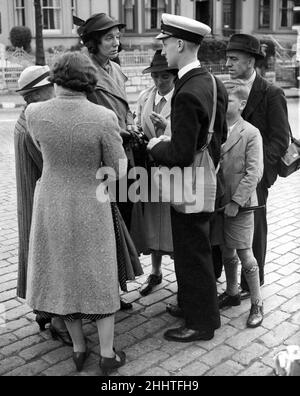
[200,73,218,152]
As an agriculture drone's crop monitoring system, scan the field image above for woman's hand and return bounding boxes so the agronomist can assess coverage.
[150,112,168,131]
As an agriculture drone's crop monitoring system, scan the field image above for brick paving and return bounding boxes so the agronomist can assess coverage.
[0,111,300,377]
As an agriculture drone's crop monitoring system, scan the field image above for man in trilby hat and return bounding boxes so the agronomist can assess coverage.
[147,14,228,342]
[225,33,290,302]
[14,65,72,345]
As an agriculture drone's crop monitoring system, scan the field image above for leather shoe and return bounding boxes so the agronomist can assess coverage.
[73,348,90,372]
[139,273,162,296]
[218,292,241,309]
[166,303,184,318]
[120,299,133,310]
[247,303,263,328]
[164,326,214,342]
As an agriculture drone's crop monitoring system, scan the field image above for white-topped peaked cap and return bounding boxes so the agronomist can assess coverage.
[156,14,211,43]
[16,65,52,95]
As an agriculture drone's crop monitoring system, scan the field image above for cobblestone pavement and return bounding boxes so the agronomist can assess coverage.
[0,112,299,377]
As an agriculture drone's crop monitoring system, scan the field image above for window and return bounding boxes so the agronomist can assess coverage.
[145,0,167,31]
[258,0,271,29]
[42,0,61,32]
[71,0,78,31]
[124,0,136,32]
[15,0,26,26]
[279,0,294,28]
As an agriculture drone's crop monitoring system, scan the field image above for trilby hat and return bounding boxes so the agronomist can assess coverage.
[156,13,211,44]
[73,13,126,39]
[16,65,52,95]
[226,34,265,59]
[142,49,178,74]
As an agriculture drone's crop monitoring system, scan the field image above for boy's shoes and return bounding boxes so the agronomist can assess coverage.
[247,303,263,328]
[218,291,241,309]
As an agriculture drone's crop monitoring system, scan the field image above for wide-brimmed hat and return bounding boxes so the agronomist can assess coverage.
[226,34,265,59]
[156,13,211,43]
[142,49,178,74]
[73,13,126,39]
[16,65,52,95]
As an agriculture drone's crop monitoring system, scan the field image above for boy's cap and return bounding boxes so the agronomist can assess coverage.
[156,13,211,43]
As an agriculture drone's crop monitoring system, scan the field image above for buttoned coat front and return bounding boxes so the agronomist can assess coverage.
[221,117,264,207]
[25,89,127,315]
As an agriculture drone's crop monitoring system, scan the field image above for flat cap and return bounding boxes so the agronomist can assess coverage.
[156,14,211,43]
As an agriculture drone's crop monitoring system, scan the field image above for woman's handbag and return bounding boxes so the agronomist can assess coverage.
[278,129,300,178]
[153,73,218,214]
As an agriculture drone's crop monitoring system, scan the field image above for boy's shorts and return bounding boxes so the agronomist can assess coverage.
[211,211,254,250]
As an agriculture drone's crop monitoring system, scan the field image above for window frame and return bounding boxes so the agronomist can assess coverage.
[143,0,171,33]
[278,0,295,30]
[15,0,26,27]
[71,0,78,34]
[120,0,138,34]
[42,0,62,34]
[257,0,273,31]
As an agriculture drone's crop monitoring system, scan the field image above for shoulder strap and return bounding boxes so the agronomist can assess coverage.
[199,73,217,152]
[208,73,218,135]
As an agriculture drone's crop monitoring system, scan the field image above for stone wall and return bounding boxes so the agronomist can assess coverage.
[123,66,154,94]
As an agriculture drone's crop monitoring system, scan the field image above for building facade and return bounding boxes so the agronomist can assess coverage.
[0,0,297,50]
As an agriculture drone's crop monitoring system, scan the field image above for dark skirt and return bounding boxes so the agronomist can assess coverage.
[111,202,143,292]
[33,310,114,322]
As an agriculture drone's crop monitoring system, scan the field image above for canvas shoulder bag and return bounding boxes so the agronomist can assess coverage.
[153,73,218,214]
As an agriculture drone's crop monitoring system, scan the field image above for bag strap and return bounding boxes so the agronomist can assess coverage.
[200,73,218,152]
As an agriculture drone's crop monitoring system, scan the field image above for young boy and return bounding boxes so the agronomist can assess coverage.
[217,82,264,328]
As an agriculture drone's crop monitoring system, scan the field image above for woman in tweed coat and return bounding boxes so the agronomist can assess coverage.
[25,52,127,374]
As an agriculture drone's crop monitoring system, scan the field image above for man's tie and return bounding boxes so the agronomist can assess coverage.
[154,96,166,114]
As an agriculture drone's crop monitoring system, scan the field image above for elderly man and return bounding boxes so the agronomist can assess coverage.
[225,34,290,299]
[14,65,72,345]
[148,14,228,342]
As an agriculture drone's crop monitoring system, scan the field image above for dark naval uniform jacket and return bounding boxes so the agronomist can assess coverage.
[149,67,228,332]
[150,67,228,168]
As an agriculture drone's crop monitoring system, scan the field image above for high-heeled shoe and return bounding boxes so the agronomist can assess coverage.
[99,350,126,376]
[49,324,73,346]
[35,314,51,331]
[73,349,90,372]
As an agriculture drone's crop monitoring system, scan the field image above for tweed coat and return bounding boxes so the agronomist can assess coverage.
[87,55,137,230]
[14,109,43,299]
[221,117,264,207]
[131,86,173,254]
[25,88,127,315]
[242,73,290,189]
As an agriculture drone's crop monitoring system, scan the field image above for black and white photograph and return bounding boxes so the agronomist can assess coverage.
[0,0,299,378]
